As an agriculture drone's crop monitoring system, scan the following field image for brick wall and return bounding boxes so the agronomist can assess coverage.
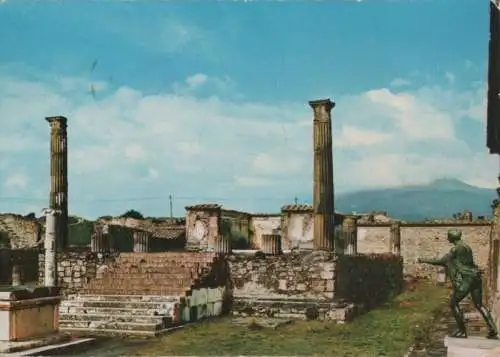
[357,222,491,278]
[38,248,118,295]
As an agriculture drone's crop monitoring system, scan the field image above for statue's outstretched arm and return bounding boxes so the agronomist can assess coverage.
[419,251,454,267]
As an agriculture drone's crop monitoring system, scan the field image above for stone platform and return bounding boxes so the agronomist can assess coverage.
[0,333,95,356]
[232,296,361,323]
[445,336,500,357]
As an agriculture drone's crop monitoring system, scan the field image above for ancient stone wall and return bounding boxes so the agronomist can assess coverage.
[357,222,491,277]
[38,248,118,295]
[220,210,251,249]
[249,215,281,249]
[0,248,39,284]
[185,205,221,251]
[99,216,186,251]
[281,211,314,251]
[228,251,402,315]
[0,214,41,249]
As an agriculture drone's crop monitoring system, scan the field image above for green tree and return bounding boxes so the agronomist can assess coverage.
[120,209,144,219]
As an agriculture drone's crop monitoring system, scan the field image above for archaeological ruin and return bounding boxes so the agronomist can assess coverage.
[2,97,499,341]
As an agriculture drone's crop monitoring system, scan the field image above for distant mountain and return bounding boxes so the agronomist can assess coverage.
[335,179,497,221]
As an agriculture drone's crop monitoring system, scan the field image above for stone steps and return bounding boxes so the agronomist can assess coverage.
[59,294,181,336]
[60,312,172,325]
[63,300,180,311]
[59,320,163,332]
[81,285,189,296]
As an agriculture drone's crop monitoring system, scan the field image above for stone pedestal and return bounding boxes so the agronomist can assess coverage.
[0,287,61,341]
[261,234,282,255]
[445,336,500,357]
[133,231,151,253]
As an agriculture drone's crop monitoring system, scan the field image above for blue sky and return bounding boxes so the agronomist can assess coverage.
[0,0,497,218]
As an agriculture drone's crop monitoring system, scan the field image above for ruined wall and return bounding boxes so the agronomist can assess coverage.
[228,251,403,317]
[185,205,220,251]
[99,216,186,251]
[0,248,39,284]
[0,214,41,249]
[357,222,491,277]
[282,212,314,251]
[249,214,281,249]
[220,210,251,249]
[38,248,117,295]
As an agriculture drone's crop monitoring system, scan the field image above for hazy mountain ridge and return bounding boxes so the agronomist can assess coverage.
[335,179,496,221]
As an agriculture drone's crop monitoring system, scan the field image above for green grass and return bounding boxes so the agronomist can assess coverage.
[135,281,449,357]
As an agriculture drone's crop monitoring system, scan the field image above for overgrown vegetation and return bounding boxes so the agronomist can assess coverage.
[134,281,448,357]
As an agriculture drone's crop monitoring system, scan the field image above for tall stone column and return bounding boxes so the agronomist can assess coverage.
[46,116,68,250]
[309,99,335,251]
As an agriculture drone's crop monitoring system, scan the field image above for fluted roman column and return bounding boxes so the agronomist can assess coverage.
[261,234,282,255]
[214,235,232,254]
[133,230,151,252]
[46,116,68,250]
[309,99,335,251]
[91,224,108,253]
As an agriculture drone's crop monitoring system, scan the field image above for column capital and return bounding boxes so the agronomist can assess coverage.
[308,98,335,111]
[45,116,67,129]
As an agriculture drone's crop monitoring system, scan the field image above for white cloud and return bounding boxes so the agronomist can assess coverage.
[4,173,28,190]
[445,72,456,85]
[186,73,208,89]
[0,69,493,217]
[389,77,411,88]
[124,144,146,161]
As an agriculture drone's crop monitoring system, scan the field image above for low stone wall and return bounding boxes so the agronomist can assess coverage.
[228,251,403,321]
[335,253,403,308]
[38,248,117,295]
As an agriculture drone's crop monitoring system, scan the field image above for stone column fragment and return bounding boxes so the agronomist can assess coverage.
[46,116,69,249]
[214,235,232,254]
[261,234,282,255]
[133,230,151,253]
[309,99,335,251]
[342,217,358,255]
[390,221,401,256]
[91,224,109,253]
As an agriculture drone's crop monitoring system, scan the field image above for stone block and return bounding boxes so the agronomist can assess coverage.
[445,336,500,357]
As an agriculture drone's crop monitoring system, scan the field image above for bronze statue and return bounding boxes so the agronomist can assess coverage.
[417,229,498,339]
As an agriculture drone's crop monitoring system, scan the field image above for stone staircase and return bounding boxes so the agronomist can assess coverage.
[59,252,228,336]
